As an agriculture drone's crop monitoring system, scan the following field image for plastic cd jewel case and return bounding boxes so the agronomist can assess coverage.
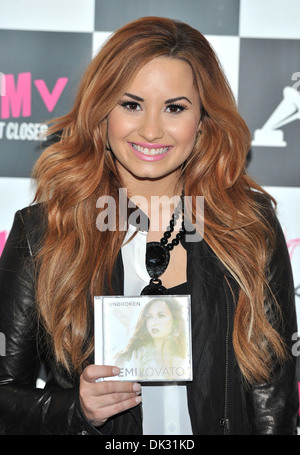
[94,295,193,382]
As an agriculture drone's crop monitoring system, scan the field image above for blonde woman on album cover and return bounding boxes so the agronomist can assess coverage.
[0,17,298,435]
[115,298,187,378]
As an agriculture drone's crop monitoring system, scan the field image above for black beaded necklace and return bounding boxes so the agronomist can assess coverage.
[140,193,185,295]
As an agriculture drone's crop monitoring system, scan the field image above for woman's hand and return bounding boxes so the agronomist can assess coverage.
[79,365,142,427]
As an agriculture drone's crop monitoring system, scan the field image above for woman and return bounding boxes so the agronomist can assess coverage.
[115,298,189,380]
[0,17,298,435]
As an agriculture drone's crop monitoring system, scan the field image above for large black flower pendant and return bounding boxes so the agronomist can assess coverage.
[145,242,170,278]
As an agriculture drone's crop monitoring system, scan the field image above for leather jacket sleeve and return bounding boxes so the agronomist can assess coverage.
[245,199,299,434]
[0,209,103,435]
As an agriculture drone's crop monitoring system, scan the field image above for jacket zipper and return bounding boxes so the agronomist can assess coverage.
[220,278,231,435]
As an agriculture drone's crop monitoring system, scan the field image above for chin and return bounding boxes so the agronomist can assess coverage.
[131,167,178,181]
[129,171,167,181]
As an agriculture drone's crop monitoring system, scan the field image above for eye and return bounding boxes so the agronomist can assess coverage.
[165,103,187,114]
[158,312,166,319]
[119,100,142,111]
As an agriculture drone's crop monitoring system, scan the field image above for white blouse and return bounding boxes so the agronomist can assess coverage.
[121,224,193,435]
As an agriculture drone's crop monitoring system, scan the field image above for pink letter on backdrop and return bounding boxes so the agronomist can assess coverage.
[1,73,31,119]
[0,231,8,257]
[34,77,68,112]
[286,237,300,260]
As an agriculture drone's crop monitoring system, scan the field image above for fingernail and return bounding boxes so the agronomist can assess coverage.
[133,382,141,392]
[112,367,120,375]
[135,395,142,404]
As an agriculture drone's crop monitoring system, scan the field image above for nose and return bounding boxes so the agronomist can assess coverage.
[138,111,164,142]
[151,316,159,327]
[148,317,157,328]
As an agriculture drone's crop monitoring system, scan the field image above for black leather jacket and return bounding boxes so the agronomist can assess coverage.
[0,200,298,435]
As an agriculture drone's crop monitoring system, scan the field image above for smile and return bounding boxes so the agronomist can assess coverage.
[131,143,170,156]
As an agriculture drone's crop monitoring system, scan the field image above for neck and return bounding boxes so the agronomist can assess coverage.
[152,338,166,353]
[122,175,184,219]
[119,163,183,197]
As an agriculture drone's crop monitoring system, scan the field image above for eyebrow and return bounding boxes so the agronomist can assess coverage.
[165,96,192,105]
[124,93,192,105]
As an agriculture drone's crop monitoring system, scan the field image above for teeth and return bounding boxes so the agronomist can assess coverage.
[131,143,169,155]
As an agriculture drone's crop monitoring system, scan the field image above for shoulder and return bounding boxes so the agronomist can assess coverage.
[249,189,276,218]
[0,204,47,282]
[19,202,46,228]
[14,203,47,256]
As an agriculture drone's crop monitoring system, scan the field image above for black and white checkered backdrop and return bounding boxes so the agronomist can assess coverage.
[0,0,299,409]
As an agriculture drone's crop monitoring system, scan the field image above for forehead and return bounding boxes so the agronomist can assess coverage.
[126,57,197,97]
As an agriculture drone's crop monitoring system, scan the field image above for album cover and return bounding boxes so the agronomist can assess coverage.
[94,295,192,381]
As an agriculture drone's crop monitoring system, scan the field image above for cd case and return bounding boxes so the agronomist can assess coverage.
[94,295,192,382]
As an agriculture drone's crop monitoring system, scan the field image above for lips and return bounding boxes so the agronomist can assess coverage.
[128,141,172,161]
[131,143,170,156]
[151,328,159,334]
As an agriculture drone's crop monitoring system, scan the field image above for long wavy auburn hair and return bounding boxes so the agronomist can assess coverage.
[33,17,287,383]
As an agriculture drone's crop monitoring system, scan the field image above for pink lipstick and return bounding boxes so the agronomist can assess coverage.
[128,141,172,162]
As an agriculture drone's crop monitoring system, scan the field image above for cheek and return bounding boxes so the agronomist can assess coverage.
[169,120,199,148]
[163,317,173,333]
[108,112,135,144]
